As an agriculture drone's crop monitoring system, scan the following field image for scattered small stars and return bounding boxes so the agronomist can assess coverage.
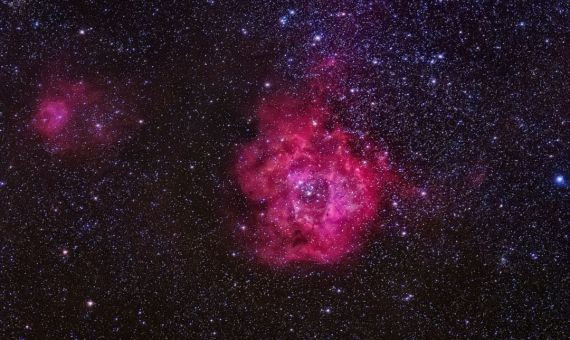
[0,2,565,338]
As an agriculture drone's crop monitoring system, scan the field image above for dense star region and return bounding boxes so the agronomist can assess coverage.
[0,1,568,338]
[235,94,392,265]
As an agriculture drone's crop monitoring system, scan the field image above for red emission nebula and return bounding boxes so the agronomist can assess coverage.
[234,93,396,266]
[32,80,137,155]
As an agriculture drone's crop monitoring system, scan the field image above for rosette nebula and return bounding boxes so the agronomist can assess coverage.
[235,94,393,266]
[31,80,137,154]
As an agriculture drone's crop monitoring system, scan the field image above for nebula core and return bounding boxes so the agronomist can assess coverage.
[32,80,136,154]
[235,94,393,266]
[34,100,71,138]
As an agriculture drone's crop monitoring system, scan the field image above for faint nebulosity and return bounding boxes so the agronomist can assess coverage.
[0,1,568,338]
[32,78,139,154]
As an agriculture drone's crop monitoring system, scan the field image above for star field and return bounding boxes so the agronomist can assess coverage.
[0,1,568,338]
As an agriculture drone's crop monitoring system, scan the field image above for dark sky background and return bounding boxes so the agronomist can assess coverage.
[0,0,568,338]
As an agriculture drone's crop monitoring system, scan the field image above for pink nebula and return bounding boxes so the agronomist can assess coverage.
[234,94,393,266]
[31,80,137,154]
[33,100,71,137]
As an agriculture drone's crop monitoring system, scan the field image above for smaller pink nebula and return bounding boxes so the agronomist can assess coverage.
[31,80,138,155]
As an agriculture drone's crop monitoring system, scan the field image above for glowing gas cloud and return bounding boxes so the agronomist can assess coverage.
[32,80,137,154]
[234,93,394,266]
